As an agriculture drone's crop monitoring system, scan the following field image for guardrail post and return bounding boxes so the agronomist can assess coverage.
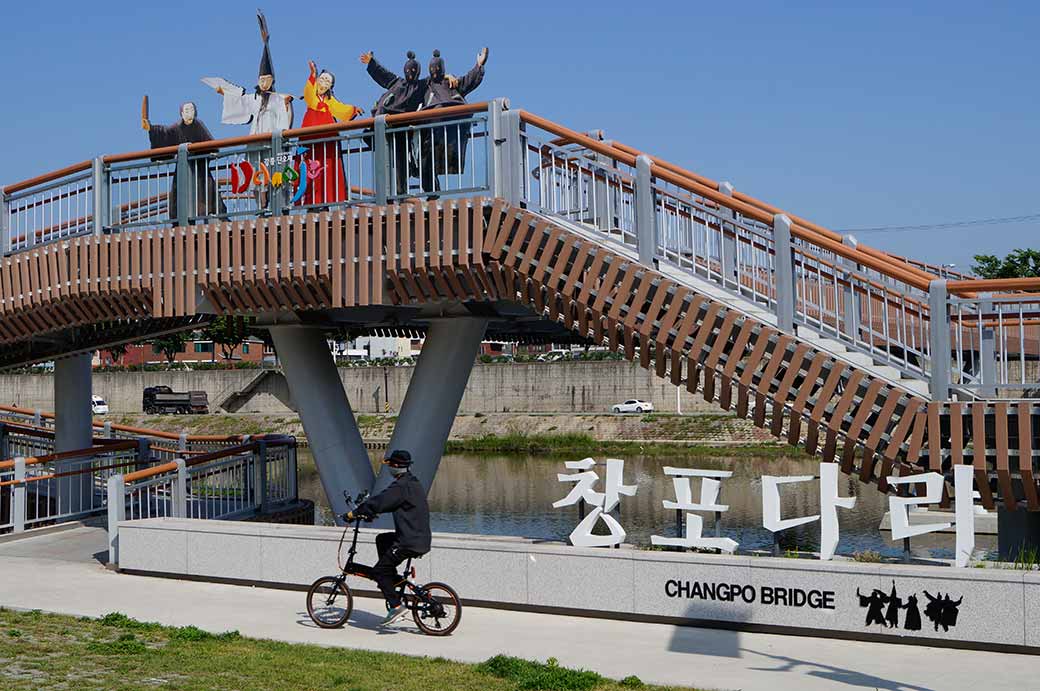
[173,458,187,518]
[106,473,125,566]
[254,440,268,514]
[178,432,188,453]
[635,155,656,266]
[773,214,796,332]
[136,437,151,473]
[0,422,7,459]
[12,457,26,533]
[103,421,112,439]
[373,115,390,205]
[840,234,861,340]
[490,98,521,205]
[269,129,284,215]
[92,156,109,235]
[719,182,737,288]
[0,188,9,256]
[928,279,952,400]
[32,409,41,428]
[288,441,298,502]
[175,143,191,228]
[978,293,997,397]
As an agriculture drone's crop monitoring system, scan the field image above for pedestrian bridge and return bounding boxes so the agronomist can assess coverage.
[1,99,1037,517]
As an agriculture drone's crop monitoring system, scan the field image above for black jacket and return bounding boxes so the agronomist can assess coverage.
[367,58,426,116]
[357,471,432,554]
[422,63,485,110]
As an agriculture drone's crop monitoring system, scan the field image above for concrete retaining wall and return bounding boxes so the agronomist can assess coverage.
[2,361,720,416]
[117,518,1039,652]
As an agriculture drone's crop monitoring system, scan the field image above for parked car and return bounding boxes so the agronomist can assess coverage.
[537,349,572,362]
[612,399,654,414]
[91,395,109,415]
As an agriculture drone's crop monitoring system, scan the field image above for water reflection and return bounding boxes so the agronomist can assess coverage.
[296,450,993,559]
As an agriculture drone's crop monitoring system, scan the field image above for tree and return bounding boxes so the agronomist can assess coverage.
[972,249,1040,279]
[149,332,189,365]
[203,316,251,360]
[105,343,129,365]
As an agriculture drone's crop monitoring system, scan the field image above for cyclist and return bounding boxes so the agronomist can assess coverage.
[346,449,432,626]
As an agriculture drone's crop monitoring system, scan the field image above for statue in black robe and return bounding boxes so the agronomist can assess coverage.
[416,47,489,195]
[142,101,227,222]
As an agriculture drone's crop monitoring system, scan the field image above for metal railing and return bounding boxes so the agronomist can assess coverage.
[0,439,140,533]
[3,100,1038,401]
[106,436,297,562]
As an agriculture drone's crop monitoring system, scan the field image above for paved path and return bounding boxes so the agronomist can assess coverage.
[0,527,1036,691]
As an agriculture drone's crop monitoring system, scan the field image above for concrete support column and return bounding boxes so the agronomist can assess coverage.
[374,317,488,494]
[635,155,656,267]
[269,325,373,521]
[54,354,94,511]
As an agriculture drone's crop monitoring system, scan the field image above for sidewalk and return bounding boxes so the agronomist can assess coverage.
[0,528,1035,691]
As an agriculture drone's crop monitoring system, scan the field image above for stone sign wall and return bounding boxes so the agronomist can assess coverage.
[116,518,1039,653]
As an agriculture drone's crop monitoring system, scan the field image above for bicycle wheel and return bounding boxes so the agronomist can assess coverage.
[307,576,353,629]
[411,582,462,636]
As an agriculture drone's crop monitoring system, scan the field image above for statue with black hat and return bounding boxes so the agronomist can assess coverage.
[202,10,294,135]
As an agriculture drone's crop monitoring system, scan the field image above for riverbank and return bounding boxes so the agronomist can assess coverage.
[104,412,785,456]
[0,609,696,691]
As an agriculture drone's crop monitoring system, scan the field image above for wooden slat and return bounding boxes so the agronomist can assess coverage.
[971,402,995,509]
[820,369,865,463]
[359,207,371,305]
[1017,401,1039,510]
[994,402,1015,510]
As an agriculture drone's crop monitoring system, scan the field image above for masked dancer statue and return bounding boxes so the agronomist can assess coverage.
[205,11,293,136]
[360,50,458,197]
[416,47,488,195]
[298,60,363,206]
[142,99,226,222]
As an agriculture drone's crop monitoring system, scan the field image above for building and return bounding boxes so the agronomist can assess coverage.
[98,336,270,367]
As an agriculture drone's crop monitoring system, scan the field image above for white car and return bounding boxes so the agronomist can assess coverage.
[91,395,109,415]
[612,399,653,414]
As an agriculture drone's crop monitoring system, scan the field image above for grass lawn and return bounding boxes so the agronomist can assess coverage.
[0,609,709,691]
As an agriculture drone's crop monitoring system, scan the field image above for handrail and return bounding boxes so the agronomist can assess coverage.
[0,439,138,470]
[0,404,247,442]
[98,102,490,166]
[948,277,1040,295]
[608,141,941,289]
[521,111,936,292]
[123,441,257,482]
[3,160,92,196]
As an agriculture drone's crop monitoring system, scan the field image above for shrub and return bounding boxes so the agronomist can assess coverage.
[87,633,147,655]
[477,655,602,691]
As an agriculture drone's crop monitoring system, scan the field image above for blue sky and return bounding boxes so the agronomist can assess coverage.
[2,1,1036,269]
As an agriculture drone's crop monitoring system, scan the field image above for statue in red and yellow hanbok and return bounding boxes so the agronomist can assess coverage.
[298,60,363,206]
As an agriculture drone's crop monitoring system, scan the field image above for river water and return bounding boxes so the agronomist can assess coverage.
[296,450,993,559]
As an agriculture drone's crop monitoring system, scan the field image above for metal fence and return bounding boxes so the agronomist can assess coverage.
[947,293,1040,397]
[107,437,297,562]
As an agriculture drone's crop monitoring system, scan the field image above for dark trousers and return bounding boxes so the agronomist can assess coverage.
[373,531,412,608]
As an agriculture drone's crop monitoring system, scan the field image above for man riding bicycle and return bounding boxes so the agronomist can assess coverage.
[345,449,432,626]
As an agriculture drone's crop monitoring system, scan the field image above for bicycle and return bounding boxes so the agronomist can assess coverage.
[305,491,462,636]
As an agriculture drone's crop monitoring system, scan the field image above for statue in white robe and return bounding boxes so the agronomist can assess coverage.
[202,11,293,136]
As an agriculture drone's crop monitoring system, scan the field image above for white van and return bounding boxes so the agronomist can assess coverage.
[91,395,109,415]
